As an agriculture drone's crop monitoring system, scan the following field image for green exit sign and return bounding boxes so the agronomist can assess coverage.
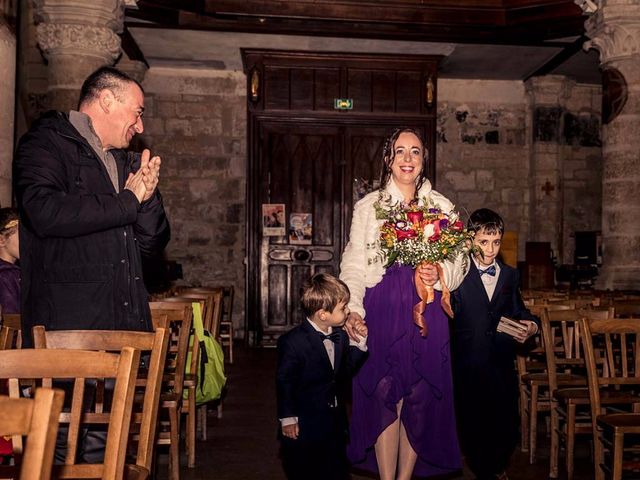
[334,98,353,110]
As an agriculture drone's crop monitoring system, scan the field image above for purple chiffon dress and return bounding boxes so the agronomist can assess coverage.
[348,265,461,477]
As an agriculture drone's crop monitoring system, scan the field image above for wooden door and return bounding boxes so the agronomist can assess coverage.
[243,50,439,344]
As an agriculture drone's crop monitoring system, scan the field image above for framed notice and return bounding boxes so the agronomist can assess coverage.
[262,203,286,236]
[289,213,312,245]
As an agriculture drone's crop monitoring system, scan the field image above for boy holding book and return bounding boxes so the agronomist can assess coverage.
[276,273,368,480]
[451,208,539,480]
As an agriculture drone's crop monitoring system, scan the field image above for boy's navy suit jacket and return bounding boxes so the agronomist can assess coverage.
[276,319,368,443]
[451,258,538,372]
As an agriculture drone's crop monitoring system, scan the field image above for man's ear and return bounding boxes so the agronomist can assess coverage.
[0,235,6,248]
[98,89,114,114]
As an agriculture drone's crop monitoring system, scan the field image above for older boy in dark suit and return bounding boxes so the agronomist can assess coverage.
[451,209,539,480]
[276,273,368,480]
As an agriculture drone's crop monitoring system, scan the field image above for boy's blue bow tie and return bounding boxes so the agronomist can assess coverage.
[317,330,341,343]
[478,265,497,277]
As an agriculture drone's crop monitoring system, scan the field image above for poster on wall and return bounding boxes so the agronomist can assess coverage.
[262,203,286,236]
[289,213,313,245]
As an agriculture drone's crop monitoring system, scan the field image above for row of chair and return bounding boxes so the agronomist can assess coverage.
[0,285,232,480]
[518,299,640,480]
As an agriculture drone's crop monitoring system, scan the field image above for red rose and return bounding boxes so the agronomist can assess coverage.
[395,228,417,241]
[406,211,424,225]
[452,220,464,231]
[428,232,441,242]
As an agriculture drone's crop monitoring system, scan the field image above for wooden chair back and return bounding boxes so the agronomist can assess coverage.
[612,301,640,318]
[149,302,193,398]
[0,313,22,349]
[580,317,640,480]
[0,388,64,480]
[32,327,169,474]
[175,288,225,339]
[0,348,140,480]
[541,308,585,395]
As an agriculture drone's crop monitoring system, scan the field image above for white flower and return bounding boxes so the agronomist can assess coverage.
[423,223,435,238]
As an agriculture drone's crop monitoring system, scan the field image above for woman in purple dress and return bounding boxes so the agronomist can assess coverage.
[340,129,469,479]
[0,208,20,315]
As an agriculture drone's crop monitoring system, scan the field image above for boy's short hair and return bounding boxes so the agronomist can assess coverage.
[0,208,18,235]
[467,208,505,236]
[301,273,350,318]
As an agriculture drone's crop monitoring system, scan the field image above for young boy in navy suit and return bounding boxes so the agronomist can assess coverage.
[276,273,368,480]
[451,208,539,480]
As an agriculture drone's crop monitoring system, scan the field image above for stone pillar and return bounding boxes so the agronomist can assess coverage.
[33,0,124,111]
[525,75,575,262]
[0,12,16,207]
[583,1,640,290]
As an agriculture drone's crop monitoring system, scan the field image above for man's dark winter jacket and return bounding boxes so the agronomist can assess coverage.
[14,111,170,346]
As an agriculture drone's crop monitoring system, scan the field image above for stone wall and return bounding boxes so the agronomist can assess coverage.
[0,19,15,206]
[141,67,247,336]
[436,79,532,259]
[436,78,602,264]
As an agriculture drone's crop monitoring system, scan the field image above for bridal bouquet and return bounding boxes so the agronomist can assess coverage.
[374,193,473,336]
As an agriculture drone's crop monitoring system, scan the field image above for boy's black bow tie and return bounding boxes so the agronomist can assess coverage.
[478,265,497,276]
[317,330,341,343]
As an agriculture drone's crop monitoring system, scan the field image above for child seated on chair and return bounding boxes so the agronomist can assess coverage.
[0,208,20,462]
[451,208,539,480]
[0,208,20,315]
[276,273,368,480]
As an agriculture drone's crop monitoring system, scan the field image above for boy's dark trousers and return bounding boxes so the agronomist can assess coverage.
[451,259,538,479]
[281,407,350,480]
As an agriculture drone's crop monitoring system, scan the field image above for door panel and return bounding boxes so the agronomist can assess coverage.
[258,123,342,343]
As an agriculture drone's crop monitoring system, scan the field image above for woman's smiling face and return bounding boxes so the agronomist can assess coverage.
[390,131,423,187]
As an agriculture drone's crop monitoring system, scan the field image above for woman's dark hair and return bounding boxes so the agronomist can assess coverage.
[78,66,144,109]
[379,128,430,199]
[467,208,505,235]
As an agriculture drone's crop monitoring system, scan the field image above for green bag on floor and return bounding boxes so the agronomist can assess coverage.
[184,302,226,405]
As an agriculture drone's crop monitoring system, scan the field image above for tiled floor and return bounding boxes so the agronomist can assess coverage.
[158,345,596,479]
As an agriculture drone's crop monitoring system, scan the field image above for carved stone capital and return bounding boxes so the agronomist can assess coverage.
[584,3,640,65]
[33,0,125,33]
[36,23,121,62]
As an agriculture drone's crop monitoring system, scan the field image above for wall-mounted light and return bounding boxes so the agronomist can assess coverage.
[425,75,434,108]
[250,67,260,103]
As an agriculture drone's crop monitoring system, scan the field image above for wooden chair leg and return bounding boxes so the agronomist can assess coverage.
[550,407,559,478]
[530,384,539,464]
[198,404,207,441]
[520,385,530,452]
[612,430,623,480]
[169,407,180,480]
[594,431,604,480]
[187,387,196,468]
[566,404,577,480]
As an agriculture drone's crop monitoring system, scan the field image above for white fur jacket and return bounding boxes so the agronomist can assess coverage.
[339,178,470,319]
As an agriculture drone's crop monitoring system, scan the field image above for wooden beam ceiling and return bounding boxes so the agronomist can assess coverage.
[126,0,586,46]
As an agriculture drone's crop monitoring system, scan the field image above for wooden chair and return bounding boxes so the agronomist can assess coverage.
[580,317,640,480]
[542,308,590,479]
[32,327,170,479]
[0,348,140,480]
[153,296,204,467]
[549,308,615,480]
[149,301,193,479]
[0,388,64,480]
[519,302,576,463]
[173,288,226,426]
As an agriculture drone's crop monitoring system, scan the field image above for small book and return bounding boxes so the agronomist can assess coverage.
[497,316,528,338]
